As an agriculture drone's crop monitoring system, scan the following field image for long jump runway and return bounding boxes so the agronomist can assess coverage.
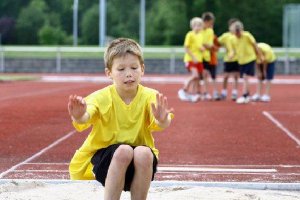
[0,74,300,185]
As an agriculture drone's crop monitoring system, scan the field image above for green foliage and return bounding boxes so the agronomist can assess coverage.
[81,4,99,45]
[15,0,47,44]
[38,23,69,45]
[1,0,300,46]
[147,0,188,45]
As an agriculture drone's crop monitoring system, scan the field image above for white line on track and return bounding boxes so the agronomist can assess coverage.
[13,170,69,173]
[0,85,88,101]
[41,75,300,85]
[0,130,77,178]
[263,111,300,146]
[158,167,277,173]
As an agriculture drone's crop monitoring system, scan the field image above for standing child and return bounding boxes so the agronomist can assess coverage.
[231,21,264,104]
[251,42,276,102]
[218,18,240,101]
[178,17,205,102]
[68,38,174,200]
[201,12,220,100]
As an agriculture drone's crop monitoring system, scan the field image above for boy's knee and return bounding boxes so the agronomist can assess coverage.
[112,145,134,165]
[133,146,153,169]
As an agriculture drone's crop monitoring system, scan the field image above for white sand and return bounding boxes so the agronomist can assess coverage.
[0,180,300,200]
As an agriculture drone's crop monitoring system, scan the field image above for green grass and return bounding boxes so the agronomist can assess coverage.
[2,46,300,59]
[0,75,40,81]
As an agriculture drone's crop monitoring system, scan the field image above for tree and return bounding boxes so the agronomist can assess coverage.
[38,23,69,45]
[81,4,99,45]
[15,0,48,44]
[0,17,15,44]
[147,0,188,45]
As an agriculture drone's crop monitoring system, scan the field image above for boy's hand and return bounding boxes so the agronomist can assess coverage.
[151,93,173,128]
[68,95,87,121]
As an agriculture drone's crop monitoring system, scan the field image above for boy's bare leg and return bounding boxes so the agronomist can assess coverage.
[130,146,153,200]
[265,80,271,96]
[203,70,209,94]
[104,145,134,200]
[256,79,262,96]
[243,75,250,95]
[222,73,229,90]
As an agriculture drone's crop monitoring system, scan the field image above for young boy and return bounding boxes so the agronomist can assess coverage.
[251,42,276,102]
[231,21,264,104]
[178,17,205,102]
[201,12,220,101]
[218,18,240,101]
[68,38,174,200]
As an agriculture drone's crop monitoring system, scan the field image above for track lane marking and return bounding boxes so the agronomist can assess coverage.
[0,85,89,102]
[41,75,300,84]
[0,130,77,178]
[263,111,300,147]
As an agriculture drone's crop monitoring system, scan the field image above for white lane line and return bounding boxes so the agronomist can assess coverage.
[263,111,300,146]
[25,163,300,168]
[24,162,69,165]
[41,75,300,85]
[0,130,77,178]
[0,85,88,101]
[13,170,69,173]
[158,167,276,173]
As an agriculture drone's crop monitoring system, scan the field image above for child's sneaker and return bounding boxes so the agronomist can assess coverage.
[220,93,227,100]
[261,94,271,102]
[202,93,212,101]
[236,96,250,104]
[251,93,261,102]
[231,93,238,101]
[213,92,221,101]
[190,94,201,103]
[178,89,189,101]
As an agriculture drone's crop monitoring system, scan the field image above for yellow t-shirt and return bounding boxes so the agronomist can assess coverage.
[218,32,238,62]
[201,27,214,62]
[257,43,276,64]
[183,30,204,63]
[233,31,257,65]
[69,84,173,180]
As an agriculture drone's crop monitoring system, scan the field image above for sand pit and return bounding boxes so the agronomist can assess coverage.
[1,180,300,200]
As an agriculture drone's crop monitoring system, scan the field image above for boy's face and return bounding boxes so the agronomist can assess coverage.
[192,23,202,33]
[204,20,214,28]
[106,53,144,94]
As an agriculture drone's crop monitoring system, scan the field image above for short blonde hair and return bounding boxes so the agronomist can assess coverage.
[104,38,144,70]
[232,21,244,32]
[190,17,203,29]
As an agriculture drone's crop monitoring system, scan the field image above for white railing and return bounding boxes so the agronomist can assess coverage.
[0,46,300,74]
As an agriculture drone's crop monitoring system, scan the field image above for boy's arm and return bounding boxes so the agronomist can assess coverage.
[151,93,173,129]
[68,95,90,124]
[185,46,197,63]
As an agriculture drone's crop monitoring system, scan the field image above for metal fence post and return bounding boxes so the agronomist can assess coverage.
[0,47,4,73]
[284,47,290,75]
[170,48,175,74]
[56,47,61,73]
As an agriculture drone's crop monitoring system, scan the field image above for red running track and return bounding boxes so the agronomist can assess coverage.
[0,75,300,182]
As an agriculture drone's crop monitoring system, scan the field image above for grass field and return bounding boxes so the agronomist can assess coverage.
[2,46,300,59]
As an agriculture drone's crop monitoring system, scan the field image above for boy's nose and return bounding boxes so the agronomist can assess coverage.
[126,69,132,77]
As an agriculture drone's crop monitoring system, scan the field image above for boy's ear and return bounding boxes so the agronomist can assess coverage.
[105,68,112,79]
[141,64,145,75]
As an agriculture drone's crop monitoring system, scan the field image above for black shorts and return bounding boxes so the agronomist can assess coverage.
[224,61,239,73]
[240,60,255,78]
[91,144,158,191]
[257,62,275,80]
[203,61,217,80]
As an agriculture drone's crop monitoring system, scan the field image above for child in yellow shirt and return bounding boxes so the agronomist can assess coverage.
[178,17,205,102]
[231,21,264,104]
[252,43,276,102]
[68,38,174,199]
